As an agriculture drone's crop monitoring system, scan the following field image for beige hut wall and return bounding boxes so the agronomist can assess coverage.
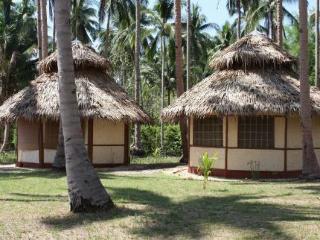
[92,119,125,164]
[189,115,320,172]
[17,119,40,163]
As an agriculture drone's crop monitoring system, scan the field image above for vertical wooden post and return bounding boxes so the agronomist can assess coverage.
[124,123,130,165]
[39,120,44,168]
[284,116,288,172]
[88,118,93,162]
[225,116,229,174]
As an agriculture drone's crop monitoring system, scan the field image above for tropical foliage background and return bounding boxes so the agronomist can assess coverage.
[0,0,317,156]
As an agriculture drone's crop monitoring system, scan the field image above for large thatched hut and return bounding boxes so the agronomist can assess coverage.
[162,32,320,178]
[0,43,150,168]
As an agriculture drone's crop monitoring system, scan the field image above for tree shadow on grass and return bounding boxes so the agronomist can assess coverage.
[41,187,320,239]
[0,193,68,202]
[0,169,66,180]
[294,185,320,195]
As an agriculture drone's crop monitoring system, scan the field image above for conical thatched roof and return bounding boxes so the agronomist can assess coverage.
[38,42,111,73]
[0,43,151,123]
[210,32,296,71]
[161,33,320,122]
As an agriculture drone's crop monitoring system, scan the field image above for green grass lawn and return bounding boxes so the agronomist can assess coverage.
[0,169,319,240]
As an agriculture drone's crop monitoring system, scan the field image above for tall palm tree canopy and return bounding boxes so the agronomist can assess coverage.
[161,32,320,122]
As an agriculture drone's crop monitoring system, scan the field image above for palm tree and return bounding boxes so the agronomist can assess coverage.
[55,0,114,212]
[49,0,56,50]
[40,0,48,57]
[316,0,320,87]
[299,0,320,177]
[149,0,174,153]
[133,0,143,154]
[226,0,255,39]
[174,0,188,162]
[0,0,37,152]
[245,0,298,39]
[276,0,283,46]
[71,0,99,44]
[98,0,134,51]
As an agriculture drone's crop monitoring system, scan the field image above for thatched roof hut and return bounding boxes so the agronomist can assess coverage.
[162,33,320,121]
[162,32,320,179]
[0,43,150,123]
[0,42,150,168]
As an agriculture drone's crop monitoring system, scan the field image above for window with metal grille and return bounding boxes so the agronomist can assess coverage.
[193,116,223,147]
[238,116,274,149]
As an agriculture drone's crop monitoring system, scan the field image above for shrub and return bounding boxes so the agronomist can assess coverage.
[141,124,182,156]
[163,124,181,156]
[198,152,217,190]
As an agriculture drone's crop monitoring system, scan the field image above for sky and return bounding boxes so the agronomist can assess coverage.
[148,0,316,34]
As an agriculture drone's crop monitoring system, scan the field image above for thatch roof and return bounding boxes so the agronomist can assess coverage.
[0,43,150,123]
[161,33,320,122]
[38,42,111,73]
[210,32,296,71]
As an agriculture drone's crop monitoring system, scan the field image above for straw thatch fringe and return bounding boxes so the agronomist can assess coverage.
[38,43,112,73]
[0,71,150,123]
[210,32,296,71]
[161,69,320,122]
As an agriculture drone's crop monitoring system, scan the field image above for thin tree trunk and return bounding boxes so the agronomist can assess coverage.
[105,9,111,48]
[55,0,113,212]
[316,0,320,87]
[276,0,283,47]
[299,0,320,177]
[175,0,188,163]
[52,122,65,169]
[133,0,143,154]
[40,0,48,58]
[160,35,165,153]
[237,0,241,39]
[37,0,42,60]
[186,0,191,89]
[0,123,9,153]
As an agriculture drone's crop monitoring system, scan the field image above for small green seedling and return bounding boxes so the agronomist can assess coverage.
[198,152,217,190]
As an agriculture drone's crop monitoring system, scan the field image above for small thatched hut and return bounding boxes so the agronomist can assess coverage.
[0,43,150,168]
[162,32,320,178]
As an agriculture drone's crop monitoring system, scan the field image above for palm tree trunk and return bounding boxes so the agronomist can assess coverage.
[40,0,48,58]
[186,0,191,89]
[316,0,320,87]
[175,0,188,163]
[133,0,143,154]
[276,0,283,47]
[37,0,42,60]
[52,122,65,169]
[237,0,241,39]
[299,0,320,177]
[55,0,113,212]
[0,123,9,153]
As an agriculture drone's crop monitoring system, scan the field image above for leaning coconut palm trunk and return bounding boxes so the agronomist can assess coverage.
[299,0,320,177]
[55,0,113,212]
[52,122,65,169]
[175,0,189,163]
